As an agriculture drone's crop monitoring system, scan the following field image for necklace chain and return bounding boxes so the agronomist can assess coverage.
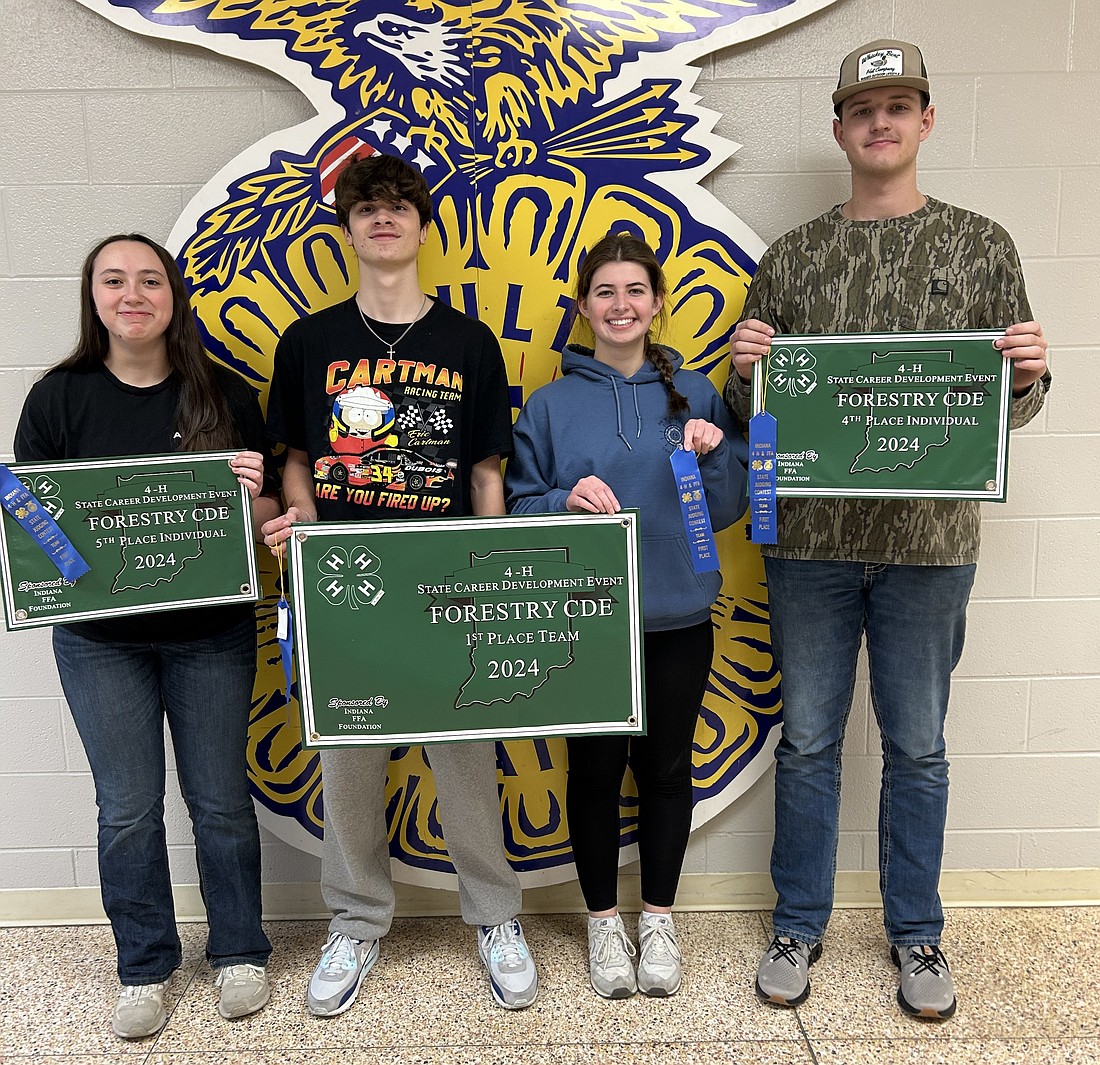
[356,295,428,357]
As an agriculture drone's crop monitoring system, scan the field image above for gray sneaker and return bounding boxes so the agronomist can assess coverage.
[112,982,167,1039]
[636,912,682,997]
[307,932,379,1017]
[891,944,957,1019]
[587,915,637,999]
[478,919,539,1010]
[215,963,270,1019]
[755,936,822,1006]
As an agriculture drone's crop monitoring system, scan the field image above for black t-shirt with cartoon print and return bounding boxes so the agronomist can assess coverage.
[267,296,513,521]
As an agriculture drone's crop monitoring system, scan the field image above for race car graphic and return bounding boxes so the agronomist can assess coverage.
[314,447,458,491]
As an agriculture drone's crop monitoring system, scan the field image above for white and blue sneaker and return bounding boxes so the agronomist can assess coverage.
[306,931,379,1017]
[478,919,539,1009]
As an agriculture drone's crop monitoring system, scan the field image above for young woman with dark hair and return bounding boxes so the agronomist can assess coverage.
[15,234,279,1038]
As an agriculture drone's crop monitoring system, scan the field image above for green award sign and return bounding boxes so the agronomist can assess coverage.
[751,331,1012,500]
[0,452,259,629]
[287,512,644,747]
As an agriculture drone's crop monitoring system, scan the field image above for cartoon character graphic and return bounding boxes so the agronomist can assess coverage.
[71,0,839,887]
[327,385,397,457]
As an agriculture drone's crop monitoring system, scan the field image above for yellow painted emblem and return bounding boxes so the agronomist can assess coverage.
[74,0,840,884]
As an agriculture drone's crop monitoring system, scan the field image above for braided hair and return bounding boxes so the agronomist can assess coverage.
[574,231,689,415]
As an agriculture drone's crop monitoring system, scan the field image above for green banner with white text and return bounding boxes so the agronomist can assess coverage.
[752,331,1012,500]
[288,512,644,747]
[0,452,259,629]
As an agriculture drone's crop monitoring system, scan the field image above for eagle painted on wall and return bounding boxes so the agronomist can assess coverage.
[72,0,838,883]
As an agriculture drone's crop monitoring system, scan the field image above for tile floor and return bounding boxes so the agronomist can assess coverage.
[2,907,1097,1064]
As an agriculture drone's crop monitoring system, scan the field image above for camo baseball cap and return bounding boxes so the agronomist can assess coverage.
[833,39,929,108]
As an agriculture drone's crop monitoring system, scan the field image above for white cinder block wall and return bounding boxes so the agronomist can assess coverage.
[0,0,1096,911]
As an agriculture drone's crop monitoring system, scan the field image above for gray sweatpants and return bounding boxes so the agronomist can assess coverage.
[319,742,521,942]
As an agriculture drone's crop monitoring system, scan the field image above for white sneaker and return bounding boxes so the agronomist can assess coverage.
[112,982,167,1039]
[478,919,538,1009]
[637,912,682,996]
[215,963,270,1019]
[587,915,637,999]
[306,932,379,1017]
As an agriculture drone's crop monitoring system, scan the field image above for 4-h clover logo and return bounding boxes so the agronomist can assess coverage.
[18,475,64,520]
[316,545,385,609]
[768,347,818,397]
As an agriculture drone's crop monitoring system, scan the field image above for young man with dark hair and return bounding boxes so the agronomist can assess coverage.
[725,39,1050,1020]
[263,154,538,1015]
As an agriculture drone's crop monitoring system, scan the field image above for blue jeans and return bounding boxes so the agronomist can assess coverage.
[53,618,271,983]
[764,558,975,947]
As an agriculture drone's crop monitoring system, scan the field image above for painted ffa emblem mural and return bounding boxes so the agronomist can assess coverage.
[75,0,838,886]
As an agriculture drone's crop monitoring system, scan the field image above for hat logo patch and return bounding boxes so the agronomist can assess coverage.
[859,48,904,82]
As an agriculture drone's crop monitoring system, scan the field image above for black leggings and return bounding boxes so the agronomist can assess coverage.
[566,620,714,912]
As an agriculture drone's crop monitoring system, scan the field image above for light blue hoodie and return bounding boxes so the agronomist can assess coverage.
[506,345,748,631]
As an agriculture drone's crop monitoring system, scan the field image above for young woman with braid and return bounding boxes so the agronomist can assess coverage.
[505,231,747,998]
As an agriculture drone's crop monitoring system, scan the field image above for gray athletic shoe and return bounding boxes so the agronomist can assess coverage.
[215,963,270,1020]
[478,919,539,1010]
[636,912,682,997]
[587,915,637,999]
[891,944,957,1020]
[112,982,167,1039]
[306,932,379,1017]
[755,936,822,1006]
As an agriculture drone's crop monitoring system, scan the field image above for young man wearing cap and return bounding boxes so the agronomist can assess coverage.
[262,153,538,1015]
[725,39,1050,1019]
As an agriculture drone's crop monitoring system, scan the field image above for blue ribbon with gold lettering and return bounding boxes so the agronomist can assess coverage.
[748,412,778,544]
[670,447,719,573]
[275,545,295,710]
[0,464,90,581]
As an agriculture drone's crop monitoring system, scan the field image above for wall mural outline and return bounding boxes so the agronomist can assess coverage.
[73,0,839,886]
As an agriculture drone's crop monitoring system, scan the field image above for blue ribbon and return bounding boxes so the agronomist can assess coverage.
[277,597,294,705]
[670,447,719,573]
[0,464,90,581]
[748,412,778,545]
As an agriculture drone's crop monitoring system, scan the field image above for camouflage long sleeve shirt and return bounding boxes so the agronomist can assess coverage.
[725,198,1049,565]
